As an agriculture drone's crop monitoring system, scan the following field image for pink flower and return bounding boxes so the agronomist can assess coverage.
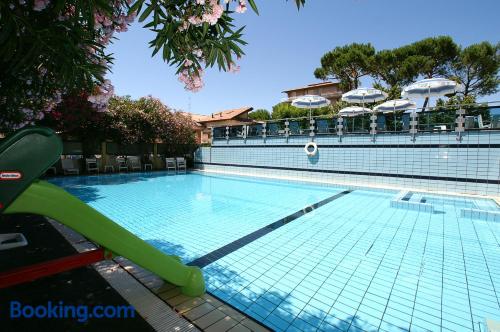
[94,12,104,28]
[125,12,136,24]
[188,16,202,26]
[178,69,204,92]
[100,33,112,45]
[235,0,247,14]
[184,59,193,67]
[202,0,223,25]
[103,17,113,27]
[192,49,203,58]
[178,20,190,32]
[229,62,240,73]
[88,80,114,111]
[33,0,50,11]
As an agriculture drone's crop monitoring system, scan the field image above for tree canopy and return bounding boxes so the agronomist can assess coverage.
[39,94,196,150]
[314,43,375,91]
[248,109,271,121]
[451,42,500,98]
[271,103,332,119]
[315,36,499,106]
[398,36,459,80]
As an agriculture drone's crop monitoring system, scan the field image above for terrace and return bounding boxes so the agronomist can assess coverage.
[211,102,500,140]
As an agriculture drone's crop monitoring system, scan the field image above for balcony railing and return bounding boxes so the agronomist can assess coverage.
[211,102,500,142]
[282,92,343,103]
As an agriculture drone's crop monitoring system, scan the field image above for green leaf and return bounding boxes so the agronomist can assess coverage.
[202,23,209,37]
[139,4,155,23]
[129,0,144,15]
[247,0,259,15]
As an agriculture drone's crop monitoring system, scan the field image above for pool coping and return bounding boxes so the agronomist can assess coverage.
[45,168,500,202]
[49,218,270,332]
[191,168,500,201]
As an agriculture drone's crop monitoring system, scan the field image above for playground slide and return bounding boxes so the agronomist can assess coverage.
[0,127,204,296]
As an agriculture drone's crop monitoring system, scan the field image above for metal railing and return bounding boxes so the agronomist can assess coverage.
[211,102,500,142]
[281,92,342,103]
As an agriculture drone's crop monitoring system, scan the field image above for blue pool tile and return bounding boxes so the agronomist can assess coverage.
[319,316,351,332]
[313,291,336,305]
[291,316,317,331]
[265,313,291,331]
[248,302,273,319]
[285,325,302,332]
[349,318,380,332]
[410,317,442,332]
[262,292,284,306]
[298,310,324,328]
[308,298,333,313]
[255,297,278,312]
[230,298,249,311]
[441,316,474,331]
[379,319,407,332]
[389,301,414,316]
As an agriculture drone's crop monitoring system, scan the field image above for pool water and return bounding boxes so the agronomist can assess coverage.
[50,172,500,332]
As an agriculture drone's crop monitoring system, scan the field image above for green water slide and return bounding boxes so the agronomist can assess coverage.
[0,127,205,296]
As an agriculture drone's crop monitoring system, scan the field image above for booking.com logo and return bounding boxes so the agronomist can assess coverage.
[9,301,135,322]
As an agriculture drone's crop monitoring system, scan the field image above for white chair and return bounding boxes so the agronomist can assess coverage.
[61,158,79,175]
[127,156,142,172]
[176,157,186,173]
[86,158,99,174]
[104,156,115,173]
[116,157,128,172]
[464,116,475,129]
[165,158,176,172]
[478,114,484,128]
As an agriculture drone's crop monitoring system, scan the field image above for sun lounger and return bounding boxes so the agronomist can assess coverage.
[266,123,280,136]
[377,115,387,131]
[402,113,410,131]
[288,121,301,135]
[316,119,331,134]
[248,124,263,137]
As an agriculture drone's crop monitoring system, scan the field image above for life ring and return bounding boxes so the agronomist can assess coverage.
[304,142,318,157]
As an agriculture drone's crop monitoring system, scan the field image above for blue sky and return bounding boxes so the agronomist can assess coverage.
[108,0,500,115]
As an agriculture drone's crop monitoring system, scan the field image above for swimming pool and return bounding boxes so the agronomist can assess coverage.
[50,172,500,332]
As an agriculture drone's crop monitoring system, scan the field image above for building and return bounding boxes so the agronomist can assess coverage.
[282,81,343,104]
[187,107,254,143]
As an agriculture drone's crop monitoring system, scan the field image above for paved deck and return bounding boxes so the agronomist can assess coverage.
[0,214,155,331]
[50,219,269,332]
